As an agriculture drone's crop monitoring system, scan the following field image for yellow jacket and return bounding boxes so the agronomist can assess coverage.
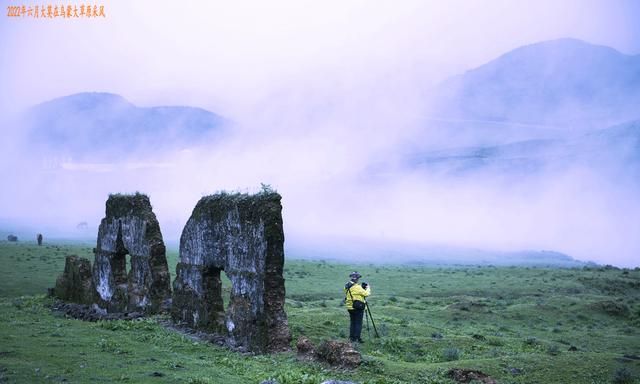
[344,282,371,310]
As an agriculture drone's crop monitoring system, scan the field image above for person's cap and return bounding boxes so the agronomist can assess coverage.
[349,271,362,279]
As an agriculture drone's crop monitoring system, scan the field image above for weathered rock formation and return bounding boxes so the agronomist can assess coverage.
[172,191,291,353]
[54,255,94,304]
[92,193,171,313]
[7,234,17,242]
[51,190,292,355]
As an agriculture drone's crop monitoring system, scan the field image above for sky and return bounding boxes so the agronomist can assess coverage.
[1,0,639,266]
[2,0,639,116]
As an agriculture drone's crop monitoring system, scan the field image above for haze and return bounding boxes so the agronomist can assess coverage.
[1,0,639,267]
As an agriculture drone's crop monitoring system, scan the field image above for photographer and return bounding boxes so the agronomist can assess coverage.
[344,271,371,343]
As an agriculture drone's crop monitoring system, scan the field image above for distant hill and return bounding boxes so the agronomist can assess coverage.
[23,92,227,161]
[405,119,640,176]
[435,38,640,126]
[286,236,588,267]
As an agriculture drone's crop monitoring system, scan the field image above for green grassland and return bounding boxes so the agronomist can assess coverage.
[0,240,639,383]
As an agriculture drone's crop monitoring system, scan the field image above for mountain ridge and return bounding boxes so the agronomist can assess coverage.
[23,92,227,161]
[434,38,640,126]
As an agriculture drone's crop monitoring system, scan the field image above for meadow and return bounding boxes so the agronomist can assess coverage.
[0,239,638,383]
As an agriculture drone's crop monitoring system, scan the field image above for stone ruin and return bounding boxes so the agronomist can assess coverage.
[92,193,172,313]
[54,255,94,304]
[53,191,291,354]
[172,192,291,353]
[53,193,172,314]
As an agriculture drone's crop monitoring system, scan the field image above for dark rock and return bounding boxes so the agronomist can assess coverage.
[508,367,524,375]
[51,301,144,321]
[296,336,316,358]
[568,345,578,351]
[37,233,43,246]
[448,368,497,383]
[7,235,17,242]
[296,337,361,369]
[53,255,94,304]
[321,381,360,384]
[93,193,171,314]
[171,191,291,353]
[315,340,361,369]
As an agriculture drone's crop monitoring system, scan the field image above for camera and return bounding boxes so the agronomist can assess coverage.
[361,282,368,289]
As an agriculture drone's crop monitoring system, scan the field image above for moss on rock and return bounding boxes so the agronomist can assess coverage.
[172,190,291,353]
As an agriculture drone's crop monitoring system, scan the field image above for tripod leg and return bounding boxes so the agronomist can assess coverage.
[366,303,380,338]
[365,307,370,338]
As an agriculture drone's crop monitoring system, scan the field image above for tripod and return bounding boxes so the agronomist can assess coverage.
[364,302,380,338]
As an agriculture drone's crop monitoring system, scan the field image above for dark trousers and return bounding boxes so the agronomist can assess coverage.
[348,308,364,341]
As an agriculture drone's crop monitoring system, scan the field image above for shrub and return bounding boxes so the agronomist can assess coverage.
[547,344,560,356]
[443,347,461,361]
[612,367,635,384]
[187,377,215,384]
[361,356,385,374]
[592,301,630,317]
[272,371,323,384]
[380,337,404,354]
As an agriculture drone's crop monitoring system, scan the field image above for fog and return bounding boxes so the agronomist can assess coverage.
[1,1,639,267]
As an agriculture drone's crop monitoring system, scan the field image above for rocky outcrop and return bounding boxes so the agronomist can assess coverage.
[315,340,362,369]
[7,234,17,242]
[296,336,316,359]
[53,255,94,304]
[447,369,497,384]
[172,191,291,353]
[295,337,362,369]
[92,193,171,313]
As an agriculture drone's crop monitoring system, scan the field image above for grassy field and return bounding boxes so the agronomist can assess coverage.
[0,240,639,383]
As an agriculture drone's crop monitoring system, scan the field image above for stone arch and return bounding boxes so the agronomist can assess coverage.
[93,193,172,313]
[171,191,291,353]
